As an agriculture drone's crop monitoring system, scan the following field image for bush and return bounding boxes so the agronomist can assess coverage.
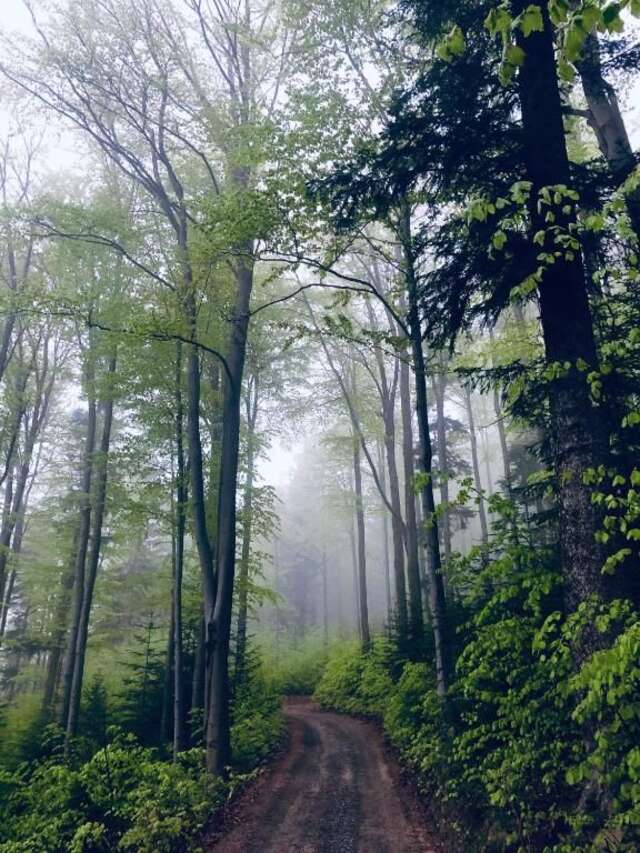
[231,666,284,769]
[0,730,222,853]
[314,637,393,716]
[264,635,330,695]
[0,655,284,853]
[314,517,640,851]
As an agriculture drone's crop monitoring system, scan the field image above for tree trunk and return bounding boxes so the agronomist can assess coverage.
[398,203,450,696]
[348,517,361,637]
[377,441,392,621]
[465,387,489,544]
[182,270,218,762]
[433,364,452,561]
[514,2,609,640]
[190,617,205,742]
[161,605,175,743]
[43,529,79,718]
[488,330,512,493]
[577,31,640,239]
[381,400,409,639]
[366,302,410,638]
[206,255,253,775]
[0,471,15,608]
[66,351,117,742]
[399,347,424,646]
[173,342,187,757]
[322,549,329,648]
[0,568,16,638]
[58,348,97,728]
[0,359,54,621]
[235,374,259,682]
[352,429,371,651]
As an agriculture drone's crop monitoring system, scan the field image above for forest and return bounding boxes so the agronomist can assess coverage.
[0,0,639,851]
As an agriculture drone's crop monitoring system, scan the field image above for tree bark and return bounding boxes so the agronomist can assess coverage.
[190,617,205,742]
[366,302,410,637]
[43,528,79,718]
[513,2,609,640]
[433,361,452,561]
[465,387,489,545]
[58,345,97,728]
[322,549,329,648]
[398,202,450,696]
[172,342,187,757]
[576,31,640,239]
[352,426,371,651]
[399,345,424,646]
[66,350,117,742]
[206,254,253,775]
[235,373,259,682]
[377,441,392,621]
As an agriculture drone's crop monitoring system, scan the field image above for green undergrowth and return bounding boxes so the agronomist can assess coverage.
[314,518,640,851]
[261,633,333,695]
[0,662,283,853]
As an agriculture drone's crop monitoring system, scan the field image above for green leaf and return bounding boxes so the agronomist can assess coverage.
[505,44,526,66]
[517,5,544,37]
[437,25,466,62]
[485,6,513,35]
[492,230,508,250]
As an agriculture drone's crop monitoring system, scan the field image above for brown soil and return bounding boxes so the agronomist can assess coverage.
[206,697,440,853]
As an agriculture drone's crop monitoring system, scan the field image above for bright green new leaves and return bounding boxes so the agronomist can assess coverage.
[486,1,640,84]
[517,4,544,35]
[435,25,466,62]
[485,4,543,84]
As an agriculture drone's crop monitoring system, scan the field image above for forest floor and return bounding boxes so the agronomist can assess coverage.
[206,697,440,853]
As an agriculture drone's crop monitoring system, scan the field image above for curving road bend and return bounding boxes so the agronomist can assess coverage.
[208,698,439,853]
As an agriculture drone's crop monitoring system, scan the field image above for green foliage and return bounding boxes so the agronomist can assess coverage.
[315,494,640,850]
[314,637,394,715]
[0,655,283,852]
[231,665,285,770]
[264,636,330,696]
[0,731,220,853]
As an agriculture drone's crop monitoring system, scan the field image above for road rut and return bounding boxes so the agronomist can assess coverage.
[208,698,438,853]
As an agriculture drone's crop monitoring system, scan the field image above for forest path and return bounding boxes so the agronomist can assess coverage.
[207,697,439,853]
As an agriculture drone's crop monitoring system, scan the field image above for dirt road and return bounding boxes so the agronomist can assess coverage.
[208,698,438,853]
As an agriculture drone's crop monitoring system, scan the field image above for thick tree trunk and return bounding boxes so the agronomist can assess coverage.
[366,303,410,637]
[66,351,117,742]
[577,32,640,239]
[398,203,450,696]
[182,269,218,761]
[514,2,608,638]
[377,441,392,621]
[381,402,409,639]
[352,430,371,651]
[399,349,424,645]
[206,256,253,775]
[465,388,489,544]
[433,366,452,561]
[58,350,97,728]
[235,374,259,682]
[43,530,79,718]
[173,342,187,757]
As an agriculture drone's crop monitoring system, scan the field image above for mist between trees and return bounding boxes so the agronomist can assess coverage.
[0,0,640,851]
